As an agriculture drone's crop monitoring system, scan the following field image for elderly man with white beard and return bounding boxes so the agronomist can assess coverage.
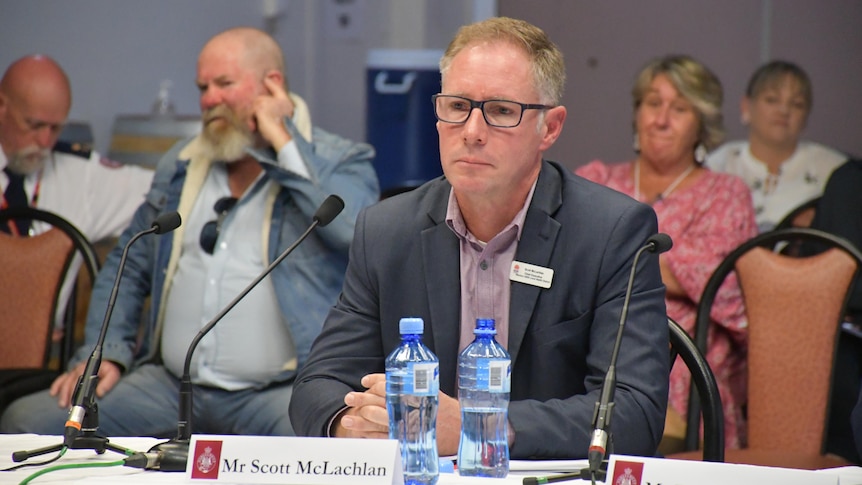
[0,27,379,438]
[0,55,153,336]
[0,55,152,238]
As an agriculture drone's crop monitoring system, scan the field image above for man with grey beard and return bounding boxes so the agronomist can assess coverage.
[1,27,379,438]
[0,55,152,238]
[0,55,153,339]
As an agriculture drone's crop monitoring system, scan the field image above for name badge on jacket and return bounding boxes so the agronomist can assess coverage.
[509,260,553,289]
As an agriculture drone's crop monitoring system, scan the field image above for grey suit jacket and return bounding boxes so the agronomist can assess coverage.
[290,160,669,459]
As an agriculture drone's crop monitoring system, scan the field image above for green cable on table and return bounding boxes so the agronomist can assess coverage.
[18,458,126,485]
[17,446,138,485]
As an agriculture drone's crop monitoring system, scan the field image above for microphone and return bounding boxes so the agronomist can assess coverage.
[147,194,345,471]
[587,233,672,476]
[63,211,182,447]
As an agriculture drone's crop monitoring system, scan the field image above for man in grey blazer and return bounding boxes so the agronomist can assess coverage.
[289,17,668,459]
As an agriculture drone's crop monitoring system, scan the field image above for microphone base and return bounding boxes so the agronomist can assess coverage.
[521,461,607,484]
[148,438,190,472]
[12,433,130,463]
[582,464,607,483]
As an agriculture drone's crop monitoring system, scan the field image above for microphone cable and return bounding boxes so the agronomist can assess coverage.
[0,448,67,473]
[10,445,143,484]
[16,456,127,485]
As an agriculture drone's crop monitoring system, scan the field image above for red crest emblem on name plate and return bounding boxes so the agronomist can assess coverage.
[611,460,644,485]
[191,440,223,479]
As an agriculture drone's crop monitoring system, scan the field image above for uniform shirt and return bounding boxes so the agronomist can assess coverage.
[706,140,846,232]
[0,146,153,242]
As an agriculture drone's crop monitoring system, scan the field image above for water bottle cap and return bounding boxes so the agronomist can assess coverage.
[474,318,497,335]
[399,317,424,335]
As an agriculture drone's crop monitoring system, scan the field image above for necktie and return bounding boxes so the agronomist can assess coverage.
[3,167,31,235]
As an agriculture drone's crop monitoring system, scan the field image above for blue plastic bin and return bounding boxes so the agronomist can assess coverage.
[366,49,444,197]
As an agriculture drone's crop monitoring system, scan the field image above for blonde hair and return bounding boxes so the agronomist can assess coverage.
[439,17,565,106]
[632,54,725,150]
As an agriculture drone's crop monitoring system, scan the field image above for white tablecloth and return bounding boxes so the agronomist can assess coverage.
[2,435,861,485]
[0,435,592,484]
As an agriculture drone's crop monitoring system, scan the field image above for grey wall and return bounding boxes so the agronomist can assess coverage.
[0,0,480,155]
[501,0,862,168]
[1,0,859,170]
[2,1,278,154]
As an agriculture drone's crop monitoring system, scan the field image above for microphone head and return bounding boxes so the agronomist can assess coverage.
[313,195,345,227]
[152,211,182,234]
[648,233,673,254]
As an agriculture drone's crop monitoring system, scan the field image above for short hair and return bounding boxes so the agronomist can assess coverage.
[632,54,725,150]
[745,60,812,112]
[439,17,565,106]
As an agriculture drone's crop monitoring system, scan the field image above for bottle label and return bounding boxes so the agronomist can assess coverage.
[478,359,511,392]
[408,362,439,396]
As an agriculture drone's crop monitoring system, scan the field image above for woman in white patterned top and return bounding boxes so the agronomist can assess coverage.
[707,61,846,232]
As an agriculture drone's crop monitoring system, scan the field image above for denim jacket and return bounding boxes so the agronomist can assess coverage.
[72,118,379,386]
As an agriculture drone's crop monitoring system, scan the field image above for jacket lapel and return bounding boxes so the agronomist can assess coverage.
[421,186,462,393]
[507,162,563,365]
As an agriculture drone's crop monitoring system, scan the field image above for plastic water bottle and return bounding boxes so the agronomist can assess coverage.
[150,80,176,117]
[386,317,439,485]
[457,318,511,478]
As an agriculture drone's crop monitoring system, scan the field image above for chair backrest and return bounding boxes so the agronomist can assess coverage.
[774,197,821,231]
[0,207,100,369]
[668,317,725,462]
[688,227,862,454]
[0,229,73,368]
[774,197,822,256]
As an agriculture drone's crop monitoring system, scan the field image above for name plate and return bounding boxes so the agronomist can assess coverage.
[186,435,403,484]
[608,455,839,485]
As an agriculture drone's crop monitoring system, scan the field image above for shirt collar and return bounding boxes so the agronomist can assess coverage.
[445,179,538,244]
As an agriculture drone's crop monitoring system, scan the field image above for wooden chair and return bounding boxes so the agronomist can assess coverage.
[668,317,724,462]
[683,227,862,469]
[0,207,100,413]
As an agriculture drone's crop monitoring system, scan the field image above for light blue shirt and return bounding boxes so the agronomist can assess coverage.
[72,117,380,387]
[160,143,308,390]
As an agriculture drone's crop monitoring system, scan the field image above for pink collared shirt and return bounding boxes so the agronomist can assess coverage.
[445,182,536,353]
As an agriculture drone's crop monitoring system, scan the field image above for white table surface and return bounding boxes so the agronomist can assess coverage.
[0,434,593,484]
[2,434,861,485]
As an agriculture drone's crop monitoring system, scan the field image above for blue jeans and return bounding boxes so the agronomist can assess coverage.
[0,364,295,437]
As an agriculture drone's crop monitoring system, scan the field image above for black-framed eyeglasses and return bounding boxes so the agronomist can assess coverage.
[199,196,238,254]
[432,94,553,128]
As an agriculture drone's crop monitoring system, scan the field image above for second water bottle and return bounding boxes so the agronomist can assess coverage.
[457,318,511,478]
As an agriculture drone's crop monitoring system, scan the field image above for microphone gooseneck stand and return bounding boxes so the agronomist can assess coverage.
[147,195,345,472]
[585,233,672,484]
[521,234,673,485]
[11,212,182,464]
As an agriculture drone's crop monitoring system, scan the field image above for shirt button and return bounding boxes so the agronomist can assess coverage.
[480,261,488,270]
